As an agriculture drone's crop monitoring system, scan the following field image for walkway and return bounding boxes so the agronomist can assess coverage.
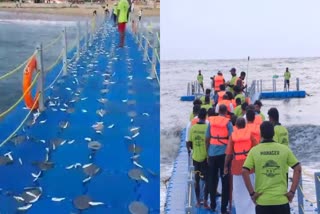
[0,20,159,213]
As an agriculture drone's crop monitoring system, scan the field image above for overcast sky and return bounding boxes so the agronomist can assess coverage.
[161,0,320,60]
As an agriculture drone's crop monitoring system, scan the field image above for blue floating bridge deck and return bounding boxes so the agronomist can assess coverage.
[260,90,306,99]
[165,130,236,214]
[0,21,159,213]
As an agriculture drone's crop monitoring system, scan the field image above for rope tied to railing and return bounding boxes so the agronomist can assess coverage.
[0,52,36,81]
[0,72,40,119]
[43,32,63,51]
[0,92,40,147]
[45,50,64,73]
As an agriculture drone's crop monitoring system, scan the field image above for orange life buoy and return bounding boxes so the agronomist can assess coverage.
[23,56,39,110]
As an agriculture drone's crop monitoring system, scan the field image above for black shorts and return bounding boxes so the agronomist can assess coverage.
[285,80,289,85]
[256,203,290,214]
[193,159,208,180]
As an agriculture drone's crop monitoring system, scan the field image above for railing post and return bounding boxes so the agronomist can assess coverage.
[315,172,320,214]
[89,18,93,46]
[76,21,80,60]
[150,34,158,78]
[143,35,148,62]
[62,27,68,76]
[296,78,300,91]
[36,44,45,112]
[139,32,143,50]
[85,21,88,50]
[187,83,190,96]
[260,80,262,92]
[297,177,304,214]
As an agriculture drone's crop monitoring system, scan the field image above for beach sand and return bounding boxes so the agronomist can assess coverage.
[0,1,159,17]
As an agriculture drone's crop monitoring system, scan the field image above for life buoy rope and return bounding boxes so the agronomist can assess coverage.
[22,56,39,110]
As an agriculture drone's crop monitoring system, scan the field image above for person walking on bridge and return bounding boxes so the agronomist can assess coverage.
[206,104,233,214]
[242,121,301,214]
[117,0,129,47]
[224,117,258,214]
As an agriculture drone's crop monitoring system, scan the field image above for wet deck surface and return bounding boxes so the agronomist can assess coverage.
[0,21,159,213]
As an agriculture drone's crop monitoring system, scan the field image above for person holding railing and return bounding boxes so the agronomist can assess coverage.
[186,108,210,208]
[242,121,301,214]
[117,0,130,47]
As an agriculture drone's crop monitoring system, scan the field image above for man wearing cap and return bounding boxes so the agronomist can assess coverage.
[254,100,265,121]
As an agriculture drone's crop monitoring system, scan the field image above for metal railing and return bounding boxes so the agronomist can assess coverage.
[252,77,301,93]
[185,154,195,214]
[130,14,160,85]
[0,15,104,147]
[186,81,202,96]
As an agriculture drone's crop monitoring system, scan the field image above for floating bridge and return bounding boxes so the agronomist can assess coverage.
[0,16,160,213]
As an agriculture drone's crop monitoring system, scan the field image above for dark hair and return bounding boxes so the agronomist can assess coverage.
[236,117,246,129]
[231,115,237,126]
[246,109,255,122]
[241,102,248,111]
[222,94,229,100]
[193,104,201,114]
[240,71,246,76]
[260,121,275,139]
[268,107,279,122]
[198,108,207,120]
[235,98,241,105]
[226,91,233,99]
[207,108,215,117]
[220,84,226,91]
[205,88,211,95]
[219,104,227,114]
[246,104,255,111]
[254,100,263,107]
[193,99,202,105]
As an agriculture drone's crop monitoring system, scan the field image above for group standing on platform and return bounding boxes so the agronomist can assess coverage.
[186,68,301,214]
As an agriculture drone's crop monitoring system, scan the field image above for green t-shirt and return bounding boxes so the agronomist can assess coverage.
[273,125,289,146]
[284,71,291,80]
[197,74,203,84]
[234,93,245,104]
[201,103,212,111]
[260,112,266,121]
[229,76,238,93]
[243,142,299,206]
[189,123,208,162]
[234,105,242,117]
[117,0,129,23]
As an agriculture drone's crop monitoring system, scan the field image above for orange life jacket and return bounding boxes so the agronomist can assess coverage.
[245,97,251,105]
[232,128,252,160]
[246,122,261,143]
[191,117,200,126]
[214,75,225,91]
[254,114,263,126]
[218,99,232,118]
[217,91,226,103]
[208,116,229,145]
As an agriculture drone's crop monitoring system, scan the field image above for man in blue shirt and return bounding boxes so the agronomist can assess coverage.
[206,104,233,214]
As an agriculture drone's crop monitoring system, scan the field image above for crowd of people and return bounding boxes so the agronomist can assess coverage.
[187,68,301,214]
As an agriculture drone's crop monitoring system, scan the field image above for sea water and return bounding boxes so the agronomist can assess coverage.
[161,58,320,213]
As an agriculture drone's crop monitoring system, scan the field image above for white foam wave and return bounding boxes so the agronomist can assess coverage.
[0,19,77,26]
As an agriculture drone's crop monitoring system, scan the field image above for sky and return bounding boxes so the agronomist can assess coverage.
[161,0,320,60]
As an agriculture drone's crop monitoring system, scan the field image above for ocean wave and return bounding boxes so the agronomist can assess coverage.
[0,19,77,26]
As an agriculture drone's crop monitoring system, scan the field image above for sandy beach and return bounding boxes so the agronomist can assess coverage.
[0,1,159,17]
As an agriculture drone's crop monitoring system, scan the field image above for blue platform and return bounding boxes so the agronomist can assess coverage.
[260,90,306,99]
[0,21,159,213]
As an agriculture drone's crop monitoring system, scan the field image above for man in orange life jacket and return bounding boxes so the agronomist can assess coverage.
[215,94,234,118]
[211,71,225,93]
[214,84,226,105]
[224,117,258,214]
[206,104,233,213]
[246,109,261,143]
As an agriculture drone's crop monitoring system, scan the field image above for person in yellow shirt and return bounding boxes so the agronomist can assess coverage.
[117,0,130,47]
[284,67,291,91]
